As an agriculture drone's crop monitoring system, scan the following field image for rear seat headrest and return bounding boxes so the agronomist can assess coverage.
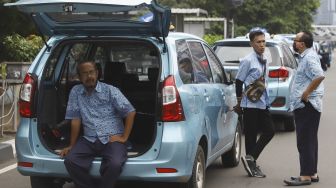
[148,67,159,82]
[104,61,126,82]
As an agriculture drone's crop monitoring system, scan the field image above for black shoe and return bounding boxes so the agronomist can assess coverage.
[284,178,311,186]
[252,165,266,178]
[241,155,255,177]
[291,176,319,183]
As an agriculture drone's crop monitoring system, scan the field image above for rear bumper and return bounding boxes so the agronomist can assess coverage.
[16,122,198,183]
[269,109,293,117]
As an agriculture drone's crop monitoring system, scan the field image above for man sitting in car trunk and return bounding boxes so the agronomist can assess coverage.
[59,60,136,188]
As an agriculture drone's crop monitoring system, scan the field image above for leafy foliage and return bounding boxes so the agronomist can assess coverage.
[158,0,320,36]
[233,0,320,36]
[2,34,43,62]
[1,0,37,61]
[0,0,321,61]
[203,34,224,45]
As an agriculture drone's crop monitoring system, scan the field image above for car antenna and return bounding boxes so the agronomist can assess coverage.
[31,13,51,51]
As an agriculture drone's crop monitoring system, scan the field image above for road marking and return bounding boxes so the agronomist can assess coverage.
[0,163,17,174]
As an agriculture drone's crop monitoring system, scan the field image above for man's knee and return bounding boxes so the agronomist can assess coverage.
[109,159,125,170]
[64,156,76,171]
[100,159,125,176]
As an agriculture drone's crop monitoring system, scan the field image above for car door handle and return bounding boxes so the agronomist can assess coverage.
[220,89,225,96]
[203,91,210,102]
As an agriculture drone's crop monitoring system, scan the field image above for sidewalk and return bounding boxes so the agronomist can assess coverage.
[0,136,15,162]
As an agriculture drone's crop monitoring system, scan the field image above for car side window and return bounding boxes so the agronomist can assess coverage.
[43,46,63,81]
[203,45,225,83]
[61,44,90,82]
[187,41,212,83]
[176,39,194,84]
[282,45,298,69]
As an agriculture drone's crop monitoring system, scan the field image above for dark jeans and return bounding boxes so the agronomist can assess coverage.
[294,102,321,176]
[243,108,275,160]
[64,137,127,188]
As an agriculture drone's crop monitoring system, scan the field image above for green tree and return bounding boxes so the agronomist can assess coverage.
[0,0,36,38]
[1,0,37,61]
[233,0,320,36]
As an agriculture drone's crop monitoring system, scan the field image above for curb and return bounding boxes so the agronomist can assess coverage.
[0,139,15,162]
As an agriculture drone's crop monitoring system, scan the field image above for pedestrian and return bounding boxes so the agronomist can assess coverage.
[59,60,136,188]
[234,29,275,178]
[284,31,324,186]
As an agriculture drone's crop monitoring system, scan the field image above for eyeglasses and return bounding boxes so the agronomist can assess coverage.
[80,70,97,77]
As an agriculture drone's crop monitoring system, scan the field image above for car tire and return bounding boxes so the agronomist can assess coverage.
[179,146,205,188]
[284,116,295,132]
[221,121,242,167]
[30,176,64,188]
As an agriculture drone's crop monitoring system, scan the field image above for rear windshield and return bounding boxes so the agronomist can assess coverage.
[46,5,153,23]
[214,42,281,66]
[43,40,159,82]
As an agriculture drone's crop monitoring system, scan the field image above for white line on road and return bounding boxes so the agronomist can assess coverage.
[0,163,17,175]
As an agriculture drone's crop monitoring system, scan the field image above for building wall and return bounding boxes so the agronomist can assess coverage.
[314,0,336,25]
[184,23,204,38]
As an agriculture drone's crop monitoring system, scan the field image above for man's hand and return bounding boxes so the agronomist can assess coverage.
[233,97,243,115]
[110,134,127,143]
[301,90,309,102]
[233,104,243,115]
[59,146,72,158]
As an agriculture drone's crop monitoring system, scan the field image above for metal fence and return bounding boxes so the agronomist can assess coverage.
[0,80,18,137]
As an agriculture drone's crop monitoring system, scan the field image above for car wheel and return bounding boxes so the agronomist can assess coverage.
[284,116,295,132]
[180,146,205,188]
[221,121,242,167]
[30,176,64,188]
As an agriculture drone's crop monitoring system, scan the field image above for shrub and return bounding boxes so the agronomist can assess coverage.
[203,34,224,46]
[2,33,43,62]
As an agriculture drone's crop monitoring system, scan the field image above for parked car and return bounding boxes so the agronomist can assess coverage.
[6,0,241,188]
[213,38,298,131]
[272,33,295,51]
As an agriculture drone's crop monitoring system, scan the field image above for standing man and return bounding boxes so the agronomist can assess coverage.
[59,60,136,188]
[284,31,324,186]
[234,29,275,178]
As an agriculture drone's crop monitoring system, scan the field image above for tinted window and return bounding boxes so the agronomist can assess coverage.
[47,6,153,23]
[43,46,63,81]
[204,45,225,83]
[188,41,212,83]
[281,45,297,69]
[176,39,194,84]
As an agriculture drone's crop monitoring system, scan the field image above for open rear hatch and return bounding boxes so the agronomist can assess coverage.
[5,0,171,38]
[6,0,168,157]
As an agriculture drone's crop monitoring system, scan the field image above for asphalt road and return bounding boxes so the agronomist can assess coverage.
[1,63,336,188]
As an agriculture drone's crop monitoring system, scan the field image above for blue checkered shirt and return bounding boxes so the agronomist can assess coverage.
[290,48,324,112]
[65,81,135,144]
[236,51,270,109]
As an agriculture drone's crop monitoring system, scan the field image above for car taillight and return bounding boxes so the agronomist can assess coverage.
[162,75,185,122]
[19,73,37,118]
[271,97,286,107]
[269,67,289,79]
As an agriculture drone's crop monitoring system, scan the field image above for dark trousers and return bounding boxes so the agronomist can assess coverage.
[294,102,321,176]
[64,137,127,188]
[243,108,275,160]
